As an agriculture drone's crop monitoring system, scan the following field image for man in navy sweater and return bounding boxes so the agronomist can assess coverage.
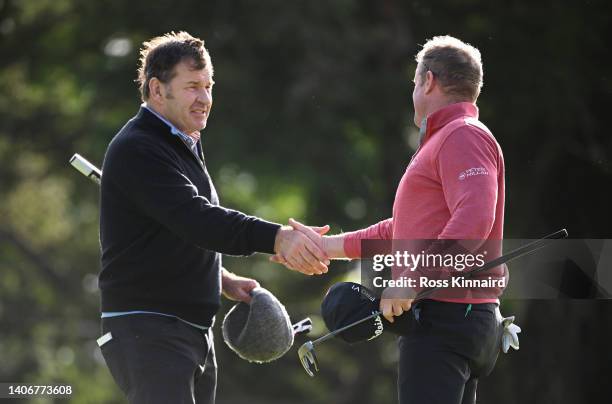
[98,31,329,404]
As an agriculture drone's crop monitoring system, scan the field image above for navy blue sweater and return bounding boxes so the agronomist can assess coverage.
[99,107,281,326]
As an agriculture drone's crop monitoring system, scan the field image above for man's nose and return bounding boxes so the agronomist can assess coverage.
[196,88,212,105]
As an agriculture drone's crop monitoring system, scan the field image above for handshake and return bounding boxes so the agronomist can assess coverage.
[271,218,344,276]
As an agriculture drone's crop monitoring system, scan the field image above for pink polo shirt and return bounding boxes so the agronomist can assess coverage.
[344,102,506,304]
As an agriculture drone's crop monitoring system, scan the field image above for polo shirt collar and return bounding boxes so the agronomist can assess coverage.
[420,102,479,145]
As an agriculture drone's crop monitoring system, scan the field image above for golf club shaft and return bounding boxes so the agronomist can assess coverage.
[312,311,381,345]
[415,229,568,299]
[316,230,568,343]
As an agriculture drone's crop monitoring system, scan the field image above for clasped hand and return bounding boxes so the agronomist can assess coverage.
[271,218,330,275]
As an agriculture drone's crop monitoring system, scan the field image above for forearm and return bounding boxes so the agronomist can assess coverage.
[155,198,281,255]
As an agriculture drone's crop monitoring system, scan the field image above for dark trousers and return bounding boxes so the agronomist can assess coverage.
[398,300,502,404]
[99,314,217,404]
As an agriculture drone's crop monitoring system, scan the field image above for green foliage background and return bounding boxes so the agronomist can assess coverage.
[0,0,611,403]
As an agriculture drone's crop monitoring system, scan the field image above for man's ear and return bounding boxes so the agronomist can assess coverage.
[148,78,163,103]
[424,70,436,95]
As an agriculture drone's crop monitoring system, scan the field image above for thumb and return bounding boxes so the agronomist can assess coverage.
[289,218,326,240]
[380,300,395,323]
[311,225,330,235]
[238,289,252,304]
[246,278,260,291]
[240,280,260,304]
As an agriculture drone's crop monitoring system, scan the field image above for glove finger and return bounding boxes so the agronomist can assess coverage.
[508,324,521,348]
[511,332,520,349]
[502,334,510,353]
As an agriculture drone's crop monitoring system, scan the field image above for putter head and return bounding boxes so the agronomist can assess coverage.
[297,341,319,377]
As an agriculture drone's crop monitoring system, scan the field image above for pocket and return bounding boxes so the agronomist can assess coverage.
[468,309,499,341]
[467,310,502,376]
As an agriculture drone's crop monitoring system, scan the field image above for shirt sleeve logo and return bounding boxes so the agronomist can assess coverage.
[458,167,489,180]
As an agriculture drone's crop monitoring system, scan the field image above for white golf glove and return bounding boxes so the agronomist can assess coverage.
[501,315,521,353]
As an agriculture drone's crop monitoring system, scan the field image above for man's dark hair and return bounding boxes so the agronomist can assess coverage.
[137,31,213,101]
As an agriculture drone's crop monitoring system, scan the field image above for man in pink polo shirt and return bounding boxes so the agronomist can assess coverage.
[285,36,505,404]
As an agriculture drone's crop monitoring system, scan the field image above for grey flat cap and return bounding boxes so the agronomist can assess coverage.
[222,287,294,363]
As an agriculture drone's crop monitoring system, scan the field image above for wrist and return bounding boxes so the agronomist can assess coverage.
[273,225,293,253]
[323,234,348,259]
[221,267,234,288]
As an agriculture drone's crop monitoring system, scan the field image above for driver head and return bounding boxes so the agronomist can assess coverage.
[297,341,319,377]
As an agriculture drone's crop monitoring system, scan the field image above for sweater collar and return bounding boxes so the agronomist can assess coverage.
[135,106,171,134]
[420,102,479,145]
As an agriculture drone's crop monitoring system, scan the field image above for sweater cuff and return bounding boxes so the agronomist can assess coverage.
[250,219,282,254]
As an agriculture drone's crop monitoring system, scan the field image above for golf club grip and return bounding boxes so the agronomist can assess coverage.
[415,229,568,299]
[69,153,102,185]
